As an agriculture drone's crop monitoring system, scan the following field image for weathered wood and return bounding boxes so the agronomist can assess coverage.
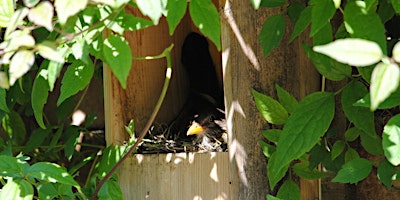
[220,0,320,199]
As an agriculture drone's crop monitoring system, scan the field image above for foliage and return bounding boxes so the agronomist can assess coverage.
[253,0,400,199]
[0,0,220,199]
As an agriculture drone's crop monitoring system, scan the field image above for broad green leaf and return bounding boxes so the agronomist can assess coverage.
[292,162,329,180]
[9,50,34,85]
[309,0,336,36]
[391,0,400,13]
[122,15,153,31]
[0,155,29,177]
[0,0,14,27]
[345,148,360,162]
[259,14,285,57]
[332,158,372,184]
[383,114,400,166]
[98,145,127,176]
[24,128,51,153]
[275,84,298,113]
[252,89,288,125]
[103,34,132,89]
[259,140,276,158]
[377,160,396,188]
[289,6,311,43]
[57,61,93,106]
[378,0,395,23]
[27,162,79,186]
[354,88,400,110]
[304,44,351,81]
[276,180,300,200]
[341,81,376,137]
[5,8,29,39]
[63,126,80,160]
[37,41,64,63]
[344,127,361,142]
[36,183,59,200]
[189,0,221,50]
[136,0,165,25]
[32,68,50,129]
[28,1,53,31]
[261,129,281,143]
[313,39,383,67]
[357,65,374,83]
[166,0,186,35]
[0,88,9,112]
[98,180,123,200]
[370,62,400,110]
[268,92,335,188]
[360,131,383,155]
[55,0,88,25]
[0,179,33,200]
[344,1,387,54]
[2,111,27,146]
[267,195,282,200]
[287,2,305,23]
[251,0,261,9]
[393,42,400,63]
[312,22,332,46]
[260,0,286,8]
[268,153,291,189]
[331,140,345,160]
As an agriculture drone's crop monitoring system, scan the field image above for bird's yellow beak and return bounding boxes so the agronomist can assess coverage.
[187,122,205,135]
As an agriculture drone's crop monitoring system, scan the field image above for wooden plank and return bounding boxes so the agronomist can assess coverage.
[117,152,231,200]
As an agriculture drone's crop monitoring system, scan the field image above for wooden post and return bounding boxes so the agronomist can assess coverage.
[220,0,320,199]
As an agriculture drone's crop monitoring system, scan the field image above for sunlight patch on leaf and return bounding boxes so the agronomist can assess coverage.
[383,114,400,166]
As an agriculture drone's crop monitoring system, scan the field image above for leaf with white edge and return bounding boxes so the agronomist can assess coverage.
[28,2,53,31]
[27,162,79,186]
[0,88,9,112]
[377,159,396,188]
[268,92,335,188]
[0,155,29,177]
[292,162,329,180]
[333,0,341,8]
[189,0,221,50]
[9,50,34,86]
[122,15,153,31]
[251,0,261,9]
[261,129,281,143]
[252,89,288,125]
[331,140,345,160]
[0,179,33,200]
[103,34,132,89]
[1,31,35,52]
[166,0,187,35]
[5,8,29,39]
[136,0,165,25]
[0,0,14,28]
[370,62,400,111]
[23,0,40,8]
[332,158,372,184]
[275,84,298,113]
[383,114,400,166]
[313,39,383,67]
[393,41,400,63]
[0,72,10,89]
[277,180,300,200]
[354,89,400,110]
[259,140,276,158]
[259,14,286,57]
[57,61,93,106]
[37,41,64,63]
[55,0,88,25]
[32,68,50,129]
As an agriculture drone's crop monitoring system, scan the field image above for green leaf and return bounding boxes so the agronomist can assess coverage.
[36,183,59,200]
[259,14,286,57]
[292,162,329,180]
[289,6,311,43]
[354,88,400,110]
[391,0,400,13]
[189,0,221,50]
[303,44,351,81]
[57,61,93,106]
[268,92,335,188]
[98,179,123,200]
[2,111,27,146]
[275,84,298,113]
[310,0,336,36]
[313,38,383,67]
[377,160,396,188]
[27,1,53,31]
[341,81,376,137]
[136,0,165,25]
[98,145,127,177]
[0,179,33,200]
[9,50,35,85]
[344,1,387,54]
[0,0,14,28]
[312,22,332,46]
[63,126,80,160]
[267,195,283,200]
[24,128,51,153]
[260,0,286,8]
[0,88,9,112]
[122,15,153,31]
[103,34,132,89]
[287,2,305,23]
[252,89,288,125]
[259,140,276,158]
[378,0,395,23]
[276,180,300,200]
[383,114,400,166]
[261,129,281,143]
[251,0,261,9]
[345,148,360,162]
[92,0,130,8]
[166,0,186,35]
[331,140,345,160]
[37,41,64,63]
[332,158,372,184]
[360,131,383,155]
[344,127,361,142]
[0,155,29,177]
[32,68,50,129]
[370,62,400,111]
[27,162,79,187]
[54,0,88,25]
